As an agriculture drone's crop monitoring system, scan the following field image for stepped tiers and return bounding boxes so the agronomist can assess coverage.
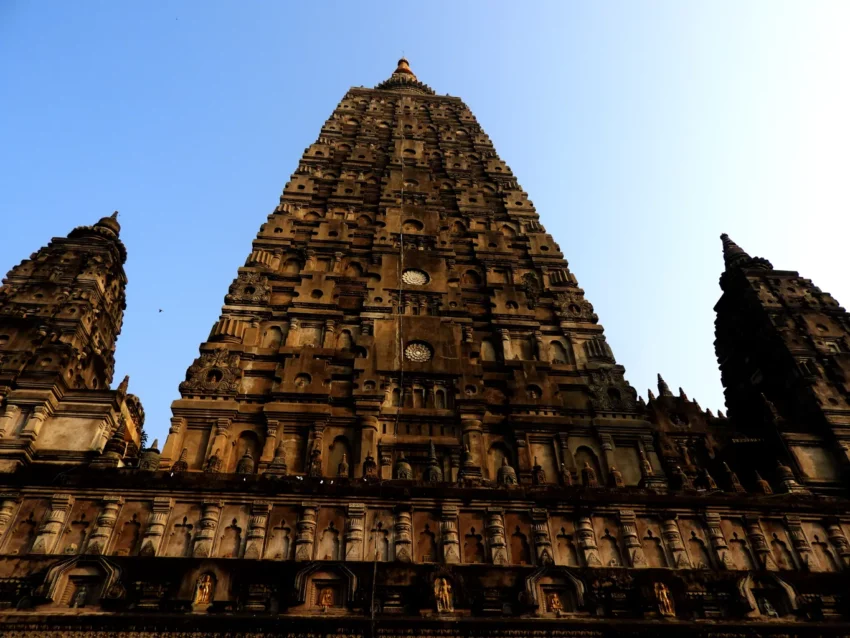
[0,59,848,637]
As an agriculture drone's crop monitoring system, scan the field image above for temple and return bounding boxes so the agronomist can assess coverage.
[0,59,847,637]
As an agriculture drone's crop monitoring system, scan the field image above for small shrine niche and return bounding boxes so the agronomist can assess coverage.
[739,574,798,619]
[292,565,356,614]
[526,568,585,617]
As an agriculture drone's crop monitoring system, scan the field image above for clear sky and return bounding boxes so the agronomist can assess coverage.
[2,1,848,445]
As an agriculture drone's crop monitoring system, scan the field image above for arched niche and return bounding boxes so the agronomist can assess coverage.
[336,329,353,351]
[738,573,798,618]
[292,563,357,613]
[480,340,497,362]
[549,340,572,364]
[524,566,586,616]
[227,431,261,473]
[283,258,303,274]
[487,441,514,480]
[461,270,481,285]
[261,326,283,349]
[328,435,351,477]
[37,555,122,608]
[574,446,604,482]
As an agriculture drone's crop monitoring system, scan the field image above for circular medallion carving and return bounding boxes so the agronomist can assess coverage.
[404,341,433,362]
[401,269,429,286]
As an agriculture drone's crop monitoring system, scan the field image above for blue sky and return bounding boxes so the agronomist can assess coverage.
[2,1,848,444]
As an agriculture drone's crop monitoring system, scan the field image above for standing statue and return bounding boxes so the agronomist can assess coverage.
[194,573,213,605]
[319,587,334,611]
[434,577,454,613]
[70,584,88,608]
[654,582,675,617]
[547,592,563,616]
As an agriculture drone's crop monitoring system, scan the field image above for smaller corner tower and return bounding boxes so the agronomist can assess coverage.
[0,213,144,472]
[713,233,850,491]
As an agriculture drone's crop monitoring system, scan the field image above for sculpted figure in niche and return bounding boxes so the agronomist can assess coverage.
[434,577,453,613]
[760,597,779,618]
[319,587,334,611]
[70,584,89,608]
[194,574,214,605]
[655,582,675,617]
[581,462,598,487]
[547,592,563,616]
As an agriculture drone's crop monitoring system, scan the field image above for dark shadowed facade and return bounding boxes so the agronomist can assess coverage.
[0,59,848,637]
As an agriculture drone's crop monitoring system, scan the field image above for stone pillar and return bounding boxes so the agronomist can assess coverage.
[208,418,232,467]
[286,318,300,346]
[485,508,508,565]
[20,405,49,442]
[531,508,554,565]
[825,519,850,568]
[192,500,223,558]
[499,329,513,361]
[0,404,21,438]
[260,420,279,465]
[599,434,615,474]
[661,514,691,568]
[557,433,576,473]
[344,503,366,561]
[743,515,778,571]
[784,515,817,571]
[534,331,548,362]
[704,511,735,569]
[0,495,20,542]
[160,416,186,467]
[576,515,602,567]
[322,320,336,348]
[618,510,648,567]
[244,501,271,559]
[461,418,483,468]
[139,497,173,556]
[440,505,460,564]
[394,506,413,563]
[358,416,378,478]
[294,502,318,561]
[85,496,124,555]
[31,493,73,554]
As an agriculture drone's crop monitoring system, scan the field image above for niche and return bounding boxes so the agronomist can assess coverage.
[328,435,351,477]
[510,526,532,565]
[265,516,293,560]
[462,270,482,285]
[336,330,353,351]
[261,326,283,349]
[217,518,243,558]
[480,340,497,362]
[463,527,486,564]
[227,431,261,473]
[487,442,514,480]
[573,446,604,483]
[549,340,572,364]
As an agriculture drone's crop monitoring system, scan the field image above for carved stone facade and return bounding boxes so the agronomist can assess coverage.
[0,59,848,636]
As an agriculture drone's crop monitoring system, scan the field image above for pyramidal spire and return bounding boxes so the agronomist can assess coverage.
[375,56,435,95]
[720,233,773,271]
[657,373,673,397]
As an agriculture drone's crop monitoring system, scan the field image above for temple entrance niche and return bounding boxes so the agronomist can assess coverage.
[292,564,356,614]
[227,431,261,474]
[486,441,514,481]
[526,568,585,617]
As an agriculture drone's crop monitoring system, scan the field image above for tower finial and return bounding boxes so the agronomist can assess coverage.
[720,233,773,271]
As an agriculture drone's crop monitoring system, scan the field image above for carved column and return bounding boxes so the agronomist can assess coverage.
[20,405,49,442]
[485,508,508,565]
[618,510,648,567]
[534,331,548,362]
[85,496,124,554]
[31,493,73,554]
[394,506,413,562]
[825,519,850,568]
[531,508,554,564]
[244,501,271,559]
[139,497,173,556]
[285,318,300,346]
[499,329,513,361]
[557,433,576,473]
[743,515,778,571]
[192,500,223,558]
[294,502,318,561]
[322,320,336,348]
[344,503,366,561]
[441,505,460,564]
[575,515,602,567]
[260,421,279,465]
[704,511,735,569]
[599,434,616,474]
[461,418,483,468]
[0,404,21,438]
[784,515,817,571]
[661,514,691,568]
[0,495,20,542]
[160,416,186,467]
[208,418,232,467]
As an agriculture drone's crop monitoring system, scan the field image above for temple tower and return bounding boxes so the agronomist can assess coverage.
[714,233,850,489]
[0,213,143,470]
[162,58,654,486]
